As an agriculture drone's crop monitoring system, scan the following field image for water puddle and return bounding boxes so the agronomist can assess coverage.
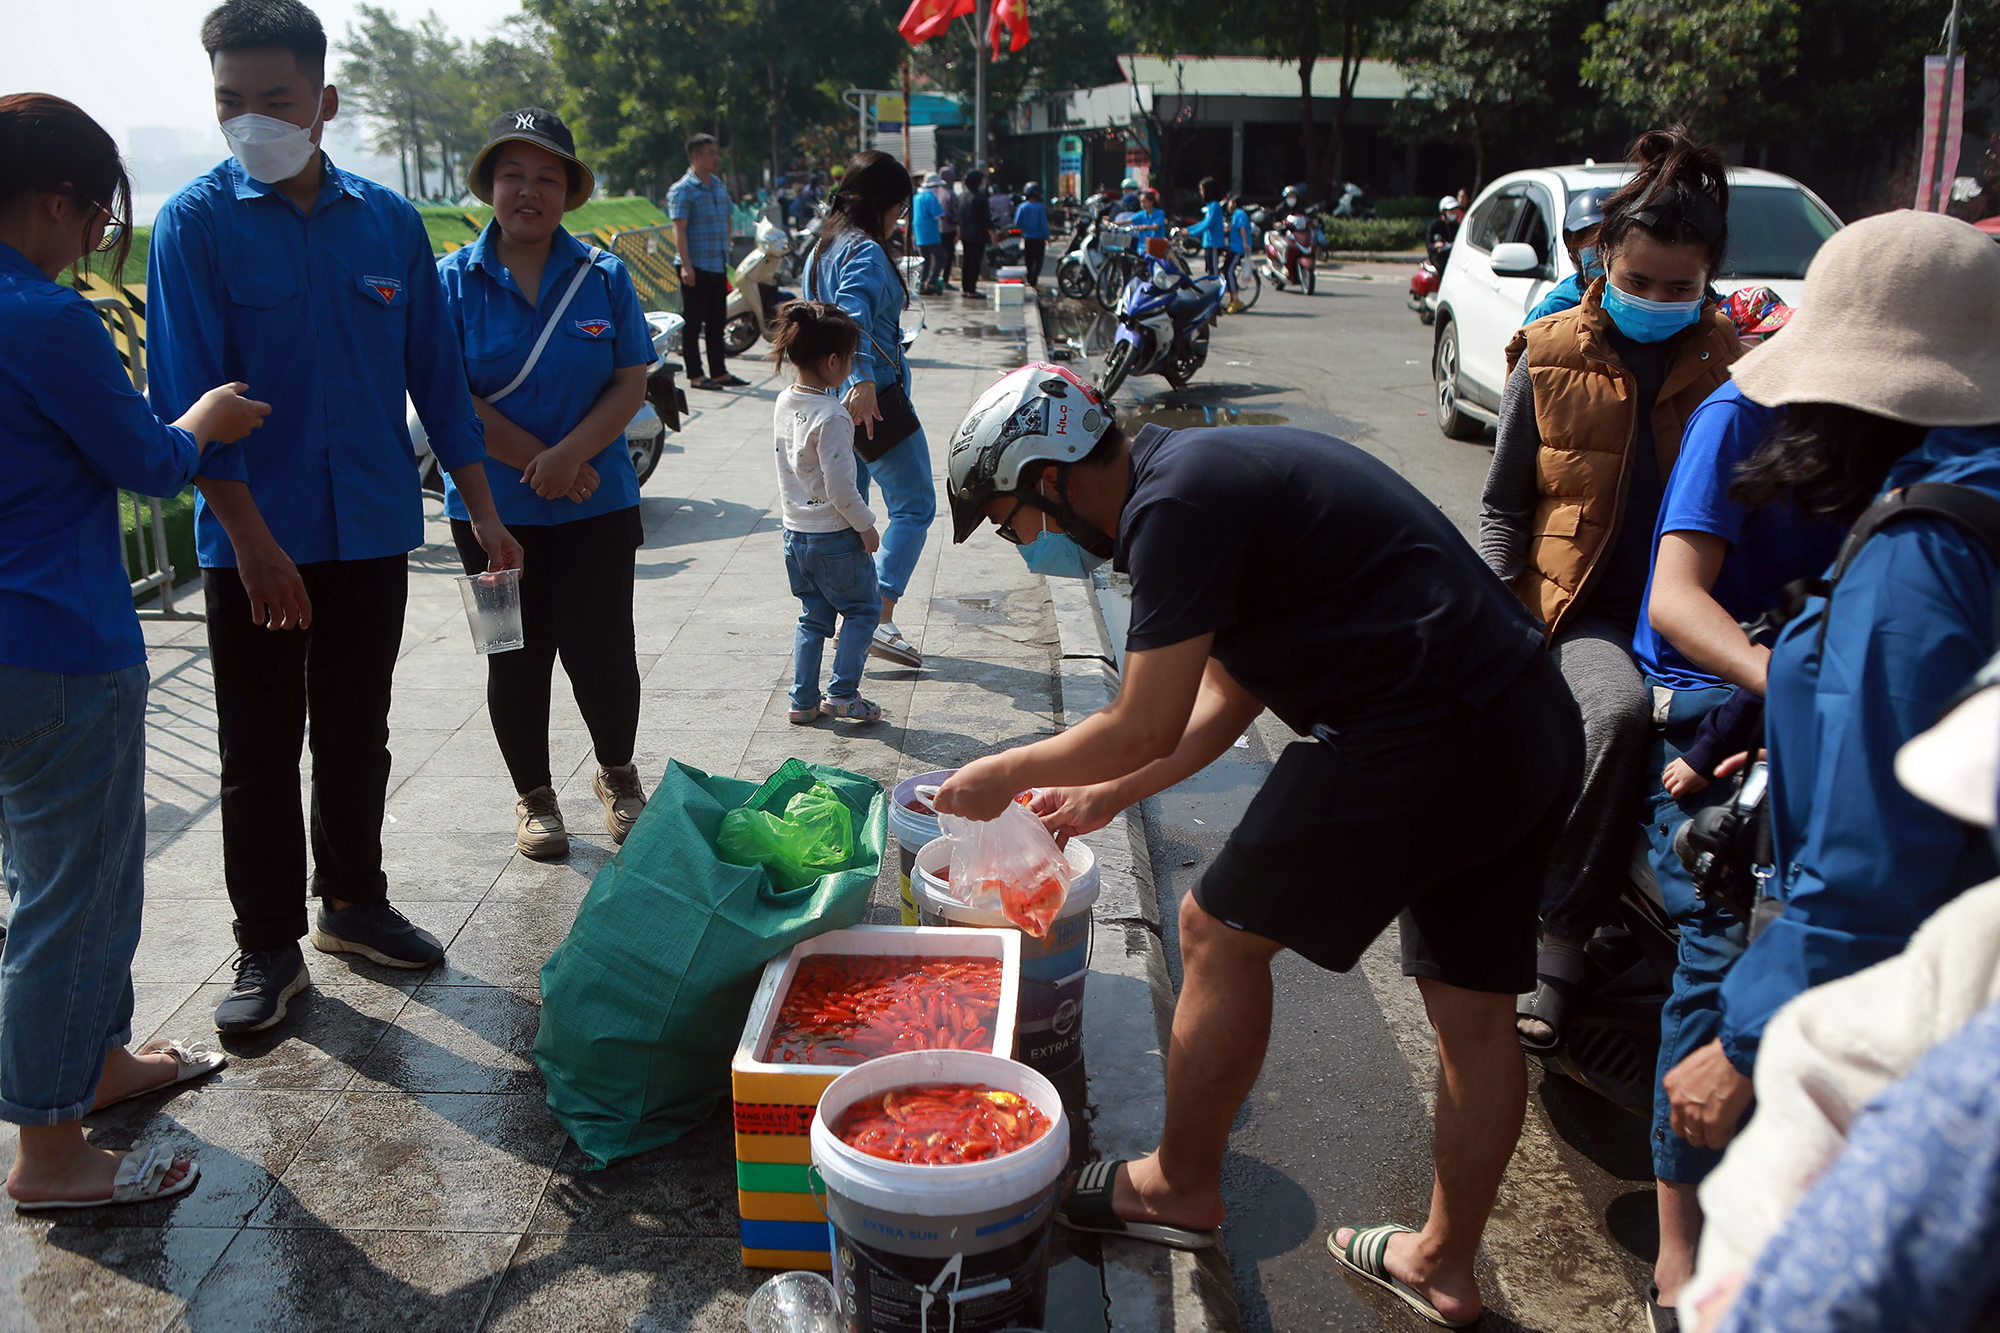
[1041,298,1119,357]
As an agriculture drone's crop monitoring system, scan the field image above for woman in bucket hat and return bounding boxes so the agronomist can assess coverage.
[1658,211,2000,1274]
[435,107,659,859]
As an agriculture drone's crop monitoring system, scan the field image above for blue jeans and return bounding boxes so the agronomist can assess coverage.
[0,661,148,1125]
[853,424,936,604]
[1643,680,1749,1182]
[785,529,883,709]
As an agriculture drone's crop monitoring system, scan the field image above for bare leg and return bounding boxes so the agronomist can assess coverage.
[1336,978,1526,1325]
[879,593,897,624]
[1654,1178,1703,1303]
[1115,893,1283,1231]
[87,1045,188,1111]
[6,1122,191,1204]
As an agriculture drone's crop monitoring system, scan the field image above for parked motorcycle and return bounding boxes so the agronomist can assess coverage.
[1329,181,1374,219]
[984,226,1025,279]
[1055,215,1120,305]
[689,217,795,359]
[1408,242,1449,325]
[1095,237,1225,402]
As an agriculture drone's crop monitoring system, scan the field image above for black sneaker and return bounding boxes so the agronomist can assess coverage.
[214,945,310,1034]
[310,901,444,969]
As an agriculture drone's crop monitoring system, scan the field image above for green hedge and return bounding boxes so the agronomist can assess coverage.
[123,488,197,603]
[417,197,669,253]
[1320,217,1427,252]
[1373,196,1441,219]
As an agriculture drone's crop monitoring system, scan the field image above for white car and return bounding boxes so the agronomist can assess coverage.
[1431,164,1842,440]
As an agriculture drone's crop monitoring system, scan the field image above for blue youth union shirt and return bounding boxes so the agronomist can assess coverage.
[146,154,486,568]
[1013,200,1048,241]
[0,241,199,674]
[436,223,658,527]
[1633,379,1844,689]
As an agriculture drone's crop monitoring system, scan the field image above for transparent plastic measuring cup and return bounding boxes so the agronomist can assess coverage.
[456,567,524,655]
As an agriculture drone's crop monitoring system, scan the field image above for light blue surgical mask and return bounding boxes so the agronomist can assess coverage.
[1018,531,1107,579]
[1601,281,1703,343]
[1576,245,1604,283]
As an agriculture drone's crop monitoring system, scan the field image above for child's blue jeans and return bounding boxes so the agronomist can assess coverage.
[785,528,883,710]
[0,661,148,1125]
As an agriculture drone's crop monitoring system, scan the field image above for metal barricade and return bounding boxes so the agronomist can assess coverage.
[603,223,684,313]
[90,296,203,622]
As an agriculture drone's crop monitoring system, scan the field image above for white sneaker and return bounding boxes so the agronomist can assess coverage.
[869,622,923,667]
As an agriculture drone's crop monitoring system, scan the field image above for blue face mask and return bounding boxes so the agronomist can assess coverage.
[1576,245,1604,283]
[1601,281,1703,343]
[1018,531,1107,579]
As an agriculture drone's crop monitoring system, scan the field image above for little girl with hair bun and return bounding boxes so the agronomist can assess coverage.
[770,300,885,724]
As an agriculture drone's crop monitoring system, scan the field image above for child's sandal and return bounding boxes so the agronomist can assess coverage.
[819,696,883,721]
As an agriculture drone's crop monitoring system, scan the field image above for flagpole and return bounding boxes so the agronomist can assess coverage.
[903,57,913,171]
[974,0,989,170]
[1930,0,1963,212]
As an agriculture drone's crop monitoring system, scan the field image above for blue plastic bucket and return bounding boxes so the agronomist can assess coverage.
[889,770,954,926]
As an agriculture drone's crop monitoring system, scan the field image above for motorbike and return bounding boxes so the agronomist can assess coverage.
[1408,241,1450,325]
[779,204,823,285]
[1329,181,1374,219]
[1094,237,1225,402]
[407,310,687,494]
[984,226,1025,279]
[691,216,796,359]
[1055,215,1122,306]
[1260,204,1322,294]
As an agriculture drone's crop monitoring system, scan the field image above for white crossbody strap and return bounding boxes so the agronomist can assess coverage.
[487,247,601,404]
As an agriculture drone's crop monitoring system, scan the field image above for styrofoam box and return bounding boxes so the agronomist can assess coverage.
[993,283,1026,307]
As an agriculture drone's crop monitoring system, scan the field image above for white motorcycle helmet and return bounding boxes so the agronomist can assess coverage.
[947,363,1115,551]
[1438,194,1460,215]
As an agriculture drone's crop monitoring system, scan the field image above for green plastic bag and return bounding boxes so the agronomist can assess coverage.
[716,782,856,891]
[534,758,887,1168]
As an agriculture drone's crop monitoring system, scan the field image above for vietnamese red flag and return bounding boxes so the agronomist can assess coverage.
[989,0,1028,55]
[899,0,973,45]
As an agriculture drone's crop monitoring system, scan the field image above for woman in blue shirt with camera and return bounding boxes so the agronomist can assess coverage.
[436,109,658,860]
[0,95,267,1210]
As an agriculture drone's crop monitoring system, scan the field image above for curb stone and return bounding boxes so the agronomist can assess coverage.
[1047,571,1242,1333]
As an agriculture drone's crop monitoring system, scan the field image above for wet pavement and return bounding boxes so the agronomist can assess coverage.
[0,291,1185,1333]
[1050,272,1658,1330]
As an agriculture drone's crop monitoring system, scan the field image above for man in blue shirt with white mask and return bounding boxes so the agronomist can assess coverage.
[148,0,522,1035]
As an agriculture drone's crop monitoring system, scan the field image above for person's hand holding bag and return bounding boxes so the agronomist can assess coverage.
[937,796,1072,938]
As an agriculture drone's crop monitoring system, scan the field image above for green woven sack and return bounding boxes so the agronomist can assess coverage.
[534,757,887,1168]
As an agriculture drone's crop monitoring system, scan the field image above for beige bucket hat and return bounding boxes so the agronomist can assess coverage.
[1733,209,2000,426]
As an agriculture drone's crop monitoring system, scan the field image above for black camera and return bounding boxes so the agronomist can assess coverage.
[1672,759,1774,922]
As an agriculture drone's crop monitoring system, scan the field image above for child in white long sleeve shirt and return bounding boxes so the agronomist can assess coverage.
[771,302,884,723]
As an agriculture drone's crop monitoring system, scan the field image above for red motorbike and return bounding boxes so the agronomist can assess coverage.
[1258,206,1320,294]
[1408,242,1450,325]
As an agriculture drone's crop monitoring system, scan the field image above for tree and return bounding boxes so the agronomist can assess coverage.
[340,6,430,194]
[1386,0,1569,188]
[1581,0,1802,142]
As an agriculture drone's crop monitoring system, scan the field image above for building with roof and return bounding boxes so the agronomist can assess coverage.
[1008,54,1461,207]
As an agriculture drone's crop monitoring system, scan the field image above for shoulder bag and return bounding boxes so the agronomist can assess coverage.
[487,247,602,404]
[808,237,922,463]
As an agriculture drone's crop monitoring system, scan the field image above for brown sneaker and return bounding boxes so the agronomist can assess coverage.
[515,787,570,860]
[592,763,647,844]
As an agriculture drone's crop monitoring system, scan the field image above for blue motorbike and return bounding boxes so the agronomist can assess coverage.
[1095,238,1226,401]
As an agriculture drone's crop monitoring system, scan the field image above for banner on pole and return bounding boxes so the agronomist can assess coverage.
[1916,54,1966,212]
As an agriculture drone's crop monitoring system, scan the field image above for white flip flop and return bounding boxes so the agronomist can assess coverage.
[13,1146,201,1212]
[93,1040,228,1114]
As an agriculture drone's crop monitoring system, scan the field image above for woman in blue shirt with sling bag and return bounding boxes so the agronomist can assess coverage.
[437,109,658,860]
[0,95,267,1210]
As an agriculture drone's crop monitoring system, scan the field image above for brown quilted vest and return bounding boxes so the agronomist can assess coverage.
[1501,281,1742,640]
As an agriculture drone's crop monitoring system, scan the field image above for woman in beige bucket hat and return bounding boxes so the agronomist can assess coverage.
[1659,209,2000,1322]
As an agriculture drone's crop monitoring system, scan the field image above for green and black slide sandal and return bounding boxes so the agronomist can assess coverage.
[1054,1159,1219,1251]
[1328,1223,1476,1328]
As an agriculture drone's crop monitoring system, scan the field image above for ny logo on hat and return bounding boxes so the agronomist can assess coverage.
[514,112,536,131]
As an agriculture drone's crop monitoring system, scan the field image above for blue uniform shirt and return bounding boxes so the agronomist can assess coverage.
[1524,274,1584,324]
[1013,200,1049,240]
[913,190,944,247]
[435,224,657,527]
[1128,207,1166,239]
[1227,209,1255,255]
[1633,380,1845,689]
[1720,425,2000,1073]
[0,242,200,674]
[147,154,485,568]
[1194,201,1227,248]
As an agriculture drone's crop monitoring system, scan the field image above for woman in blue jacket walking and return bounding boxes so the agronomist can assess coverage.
[805,151,933,668]
[0,95,267,1210]
[1660,212,2000,1161]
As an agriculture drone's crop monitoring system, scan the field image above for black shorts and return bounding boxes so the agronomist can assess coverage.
[1193,651,1583,995]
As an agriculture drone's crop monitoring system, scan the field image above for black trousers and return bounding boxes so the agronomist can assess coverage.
[204,554,406,951]
[683,267,729,381]
[1022,238,1047,286]
[936,233,955,285]
[450,508,643,795]
[960,236,986,294]
[918,244,948,291]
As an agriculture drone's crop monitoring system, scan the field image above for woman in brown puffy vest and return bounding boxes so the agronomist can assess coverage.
[1479,127,1741,1056]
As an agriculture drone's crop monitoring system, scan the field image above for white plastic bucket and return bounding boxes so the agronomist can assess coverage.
[888,771,954,926]
[914,837,1098,1074]
[810,1050,1068,1333]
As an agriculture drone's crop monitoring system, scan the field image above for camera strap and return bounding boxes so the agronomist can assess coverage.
[1756,483,2000,657]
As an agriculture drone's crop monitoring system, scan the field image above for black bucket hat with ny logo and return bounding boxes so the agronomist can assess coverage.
[467,106,596,212]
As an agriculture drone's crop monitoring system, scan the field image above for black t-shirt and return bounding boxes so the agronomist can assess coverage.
[1427,217,1459,258]
[1117,425,1544,733]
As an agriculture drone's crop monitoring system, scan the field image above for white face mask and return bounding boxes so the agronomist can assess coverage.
[222,93,324,185]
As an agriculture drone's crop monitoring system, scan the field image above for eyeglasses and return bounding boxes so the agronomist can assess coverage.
[93,210,130,254]
[994,498,1033,545]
